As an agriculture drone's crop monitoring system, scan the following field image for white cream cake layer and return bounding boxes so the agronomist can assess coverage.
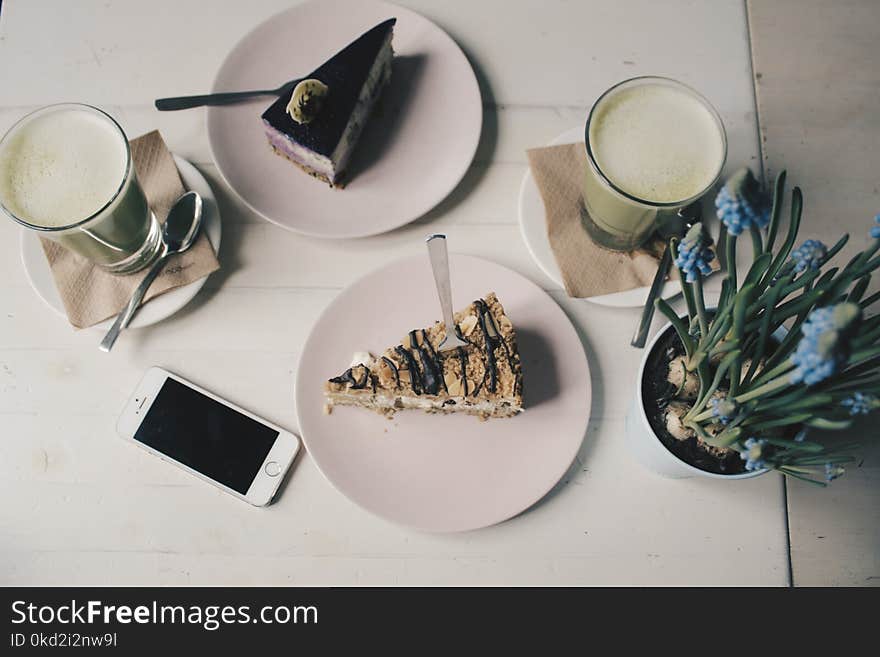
[325,391,523,417]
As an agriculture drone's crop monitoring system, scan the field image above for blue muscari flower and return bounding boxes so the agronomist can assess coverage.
[789,239,827,273]
[790,303,861,386]
[674,223,715,283]
[824,462,845,482]
[871,214,880,240]
[740,438,767,472]
[710,397,739,425]
[715,168,771,236]
[840,392,878,416]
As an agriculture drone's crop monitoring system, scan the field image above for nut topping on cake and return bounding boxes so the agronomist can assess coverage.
[323,292,523,419]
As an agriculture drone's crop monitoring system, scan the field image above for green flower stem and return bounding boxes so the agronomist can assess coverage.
[849,315,880,351]
[805,417,854,430]
[761,310,810,373]
[708,338,736,358]
[828,355,880,388]
[702,307,734,354]
[744,253,773,290]
[780,269,818,297]
[696,360,712,407]
[725,231,738,292]
[763,437,824,452]
[656,298,694,360]
[827,377,880,394]
[728,284,754,397]
[693,275,709,340]
[742,413,814,432]
[848,346,880,368]
[674,257,699,326]
[849,234,880,270]
[763,186,803,283]
[716,227,731,309]
[764,170,787,254]
[699,425,742,448]
[777,467,826,486]
[823,233,851,263]
[745,280,785,387]
[749,224,763,260]
[848,276,870,302]
[686,350,741,421]
[861,290,880,308]
[745,288,824,334]
[748,357,796,389]
[784,454,856,466]
[753,390,827,413]
[734,372,792,404]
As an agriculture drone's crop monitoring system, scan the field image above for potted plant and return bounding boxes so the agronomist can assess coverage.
[626,168,880,483]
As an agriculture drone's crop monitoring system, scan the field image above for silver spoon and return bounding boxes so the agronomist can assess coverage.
[155,78,301,111]
[630,202,701,348]
[426,234,468,351]
[99,192,203,352]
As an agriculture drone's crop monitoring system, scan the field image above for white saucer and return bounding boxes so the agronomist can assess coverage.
[20,156,222,330]
[518,126,682,308]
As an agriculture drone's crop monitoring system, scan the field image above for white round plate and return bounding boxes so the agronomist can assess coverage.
[295,254,592,532]
[207,0,482,239]
[518,126,682,308]
[21,156,222,330]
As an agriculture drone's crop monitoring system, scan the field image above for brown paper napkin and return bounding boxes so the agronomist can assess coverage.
[527,142,666,298]
[40,131,220,329]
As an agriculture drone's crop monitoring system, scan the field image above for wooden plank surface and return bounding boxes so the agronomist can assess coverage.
[748,0,880,586]
[0,0,789,585]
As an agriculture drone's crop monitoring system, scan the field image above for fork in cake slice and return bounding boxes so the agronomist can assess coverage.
[324,292,524,419]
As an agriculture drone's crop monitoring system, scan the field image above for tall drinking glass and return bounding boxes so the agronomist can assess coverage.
[582,77,727,251]
[0,103,161,274]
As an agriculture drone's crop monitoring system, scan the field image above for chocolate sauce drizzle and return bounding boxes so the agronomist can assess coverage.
[395,345,422,395]
[381,356,400,389]
[457,346,468,398]
[417,344,441,395]
[474,299,499,393]
[329,365,369,389]
[420,329,447,394]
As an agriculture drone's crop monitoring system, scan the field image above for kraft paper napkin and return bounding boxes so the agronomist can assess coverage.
[526,142,666,298]
[39,131,220,329]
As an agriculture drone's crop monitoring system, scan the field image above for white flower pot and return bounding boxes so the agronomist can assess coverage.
[624,321,768,480]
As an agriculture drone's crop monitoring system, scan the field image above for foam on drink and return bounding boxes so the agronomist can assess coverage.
[0,107,128,227]
[588,82,725,204]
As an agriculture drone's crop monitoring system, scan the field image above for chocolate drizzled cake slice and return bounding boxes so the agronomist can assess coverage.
[324,293,524,419]
[261,19,396,187]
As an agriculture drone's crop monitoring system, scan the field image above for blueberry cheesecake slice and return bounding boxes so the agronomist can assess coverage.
[324,293,524,419]
[261,18,396,187]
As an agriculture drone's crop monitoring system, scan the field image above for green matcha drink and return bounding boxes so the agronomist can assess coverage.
[583,77,726,251]
[0,104,160,273]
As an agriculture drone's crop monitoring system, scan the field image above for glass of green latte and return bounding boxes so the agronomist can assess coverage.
[582,77,727,251]
[0,103,161,274]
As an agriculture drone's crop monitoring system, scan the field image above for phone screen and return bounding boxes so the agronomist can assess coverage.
[133,377,279,494]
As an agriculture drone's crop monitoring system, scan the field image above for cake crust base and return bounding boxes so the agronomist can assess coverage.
[268,145,346,188]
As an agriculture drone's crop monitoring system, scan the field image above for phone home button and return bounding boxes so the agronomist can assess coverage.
[264,461,281,477]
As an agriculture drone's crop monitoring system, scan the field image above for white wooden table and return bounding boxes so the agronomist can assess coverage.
[0,0,794,585]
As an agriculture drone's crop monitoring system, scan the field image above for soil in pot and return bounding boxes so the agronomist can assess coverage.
[641,326,746,475]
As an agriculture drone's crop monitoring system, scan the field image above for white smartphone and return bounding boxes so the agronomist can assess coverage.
[117,367,300,506]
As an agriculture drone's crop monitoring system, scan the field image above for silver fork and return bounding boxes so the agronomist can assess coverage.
[426,235,469,351]
[155,78,301,111]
